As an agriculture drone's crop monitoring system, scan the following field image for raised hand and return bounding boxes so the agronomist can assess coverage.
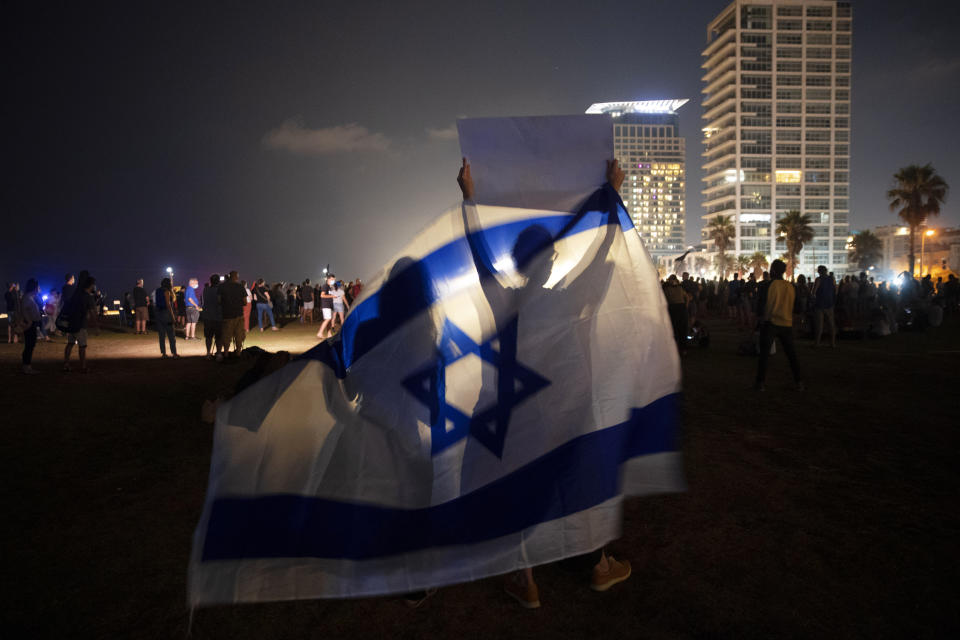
[457,157,475,200]
[606,159,625,191]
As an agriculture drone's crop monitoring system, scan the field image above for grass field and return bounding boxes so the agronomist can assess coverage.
[2,316,958,639]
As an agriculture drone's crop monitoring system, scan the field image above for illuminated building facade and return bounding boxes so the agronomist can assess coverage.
[701,0,851,274]
[586,100,688,259]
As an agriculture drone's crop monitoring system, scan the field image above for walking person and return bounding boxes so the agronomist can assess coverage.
[316,274,337,339]
[219,271,246,357]
[184,278,202,340]
[154,278,179,358]
[331,280,350,329]
[19,279,42,374]
[201,274,224,361]
[755,260,804,392]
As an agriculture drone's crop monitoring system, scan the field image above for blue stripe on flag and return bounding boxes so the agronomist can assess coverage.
[299,185,633,375]
[200,392,678,562]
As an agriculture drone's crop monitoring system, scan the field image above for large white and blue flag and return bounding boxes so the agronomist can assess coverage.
[189,116,683,605]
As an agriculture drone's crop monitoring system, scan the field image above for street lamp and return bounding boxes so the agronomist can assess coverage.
[919,229,935,276]
[166,266,174,287]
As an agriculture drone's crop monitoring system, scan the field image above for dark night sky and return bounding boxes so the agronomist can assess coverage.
[5,0,959,296]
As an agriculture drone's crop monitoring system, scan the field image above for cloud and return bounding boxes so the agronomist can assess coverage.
[263,120,390,155]
[917,55,960,79]
[426,124,458,141]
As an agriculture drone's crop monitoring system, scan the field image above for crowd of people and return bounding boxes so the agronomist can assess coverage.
[661,265,959,388]
[4,271,363,373]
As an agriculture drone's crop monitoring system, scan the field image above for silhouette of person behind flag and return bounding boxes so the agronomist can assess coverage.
[457,158,634,605]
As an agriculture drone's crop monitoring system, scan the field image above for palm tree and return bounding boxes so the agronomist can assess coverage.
[748,251,769,279]
[776,210,815,279]
[715,253,735,277]
[706,214,735,277]
[887,164,949,275]
[848,230,883,271]
[736,254,751,277]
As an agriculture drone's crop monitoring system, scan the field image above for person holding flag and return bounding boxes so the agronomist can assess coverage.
[189,116,682,609]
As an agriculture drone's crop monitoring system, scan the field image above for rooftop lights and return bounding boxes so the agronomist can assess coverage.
[586,99,690,115]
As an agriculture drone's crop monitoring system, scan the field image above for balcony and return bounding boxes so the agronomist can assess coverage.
[702,137,737,158]
[703,109,736,133]
[701,29,736,61]
[702,97,737,122]
[701,56,736,84]
[702,164,737,184]
[702,68,737,98]
[702,83,736,108]
[703,152,739,172]
[703,189,737,208]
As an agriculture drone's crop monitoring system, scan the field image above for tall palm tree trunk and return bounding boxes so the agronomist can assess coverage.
[908,226,916,275]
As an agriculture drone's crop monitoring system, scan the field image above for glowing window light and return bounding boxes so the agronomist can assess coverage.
[775,170,802,183]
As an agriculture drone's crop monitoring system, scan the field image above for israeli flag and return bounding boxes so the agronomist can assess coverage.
[189,134,682,607]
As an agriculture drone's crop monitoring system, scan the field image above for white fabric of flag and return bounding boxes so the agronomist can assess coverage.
[188,182,683,606]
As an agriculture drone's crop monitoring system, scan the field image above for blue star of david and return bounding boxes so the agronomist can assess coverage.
[402,318,550,458]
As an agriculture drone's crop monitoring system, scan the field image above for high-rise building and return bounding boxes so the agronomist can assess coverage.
[701,0,851,275]
[586,100,688,260]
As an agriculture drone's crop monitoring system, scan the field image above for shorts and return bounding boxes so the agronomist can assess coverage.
[303,301,314,311]
[321,307,333,320]
[135,306,148,322]
[186,308,200,323]
[67,329,88,347]
[221,316,245,351]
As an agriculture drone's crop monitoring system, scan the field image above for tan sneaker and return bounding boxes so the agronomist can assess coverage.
[590,556,631,592]
[504,572,540,609]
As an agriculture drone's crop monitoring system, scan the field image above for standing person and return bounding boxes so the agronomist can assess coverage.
[184,278,202,340]
[755,260,804,391]
[316,274,337,339]
[201,274,224,361]
[154,278,179,358]
[663,275,690,355]
[271,282,287,323]
[5,282,19,344]
[219,271,246,357]
[286,284,298,320]
[63,276,96,373]
[253,278,279,332]
[19,279,42,374]
[727,273,741,320]
[812,265,837,347]
[793,274,811,333]
[351,279,362,300]
[61,274,76,306]
[332,280,350,329]
[241,280,252,332]
[300,279,314,324]
[43,291,60,337]
[133,278,149,334]
[681,272,699,325]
